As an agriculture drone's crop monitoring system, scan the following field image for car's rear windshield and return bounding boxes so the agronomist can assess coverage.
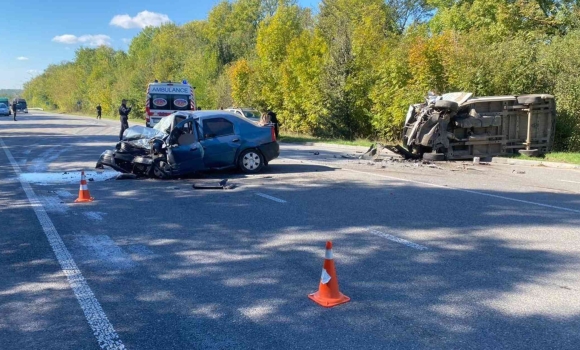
[243,110,260,119]
[150,94,190,111]
[0,103,6,108]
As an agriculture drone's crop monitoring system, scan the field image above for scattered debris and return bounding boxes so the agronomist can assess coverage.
[116,173,138,180]
[88,178,95,182]
[341,154,356,159]
[513,170,526,174]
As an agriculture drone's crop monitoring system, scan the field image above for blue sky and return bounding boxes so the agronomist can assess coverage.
[0,0,319,89]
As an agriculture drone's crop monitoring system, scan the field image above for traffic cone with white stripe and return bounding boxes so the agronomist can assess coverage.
[308,241,350,308]
[74,171,94,203]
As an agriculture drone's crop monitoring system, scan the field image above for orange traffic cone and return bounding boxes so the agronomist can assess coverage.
[74,171,94,203]
[308,241,350,308]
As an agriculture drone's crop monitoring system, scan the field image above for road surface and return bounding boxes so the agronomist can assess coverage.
[1,112,580,349]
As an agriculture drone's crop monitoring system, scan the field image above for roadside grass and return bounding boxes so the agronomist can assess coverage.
[502,152,580,165]
[279,133,374,147]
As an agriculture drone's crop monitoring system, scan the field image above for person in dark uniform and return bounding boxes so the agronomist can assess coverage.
[267,110,279,138]
[118,99,132,140]
[96,104,102,119]
[12,100,17,121]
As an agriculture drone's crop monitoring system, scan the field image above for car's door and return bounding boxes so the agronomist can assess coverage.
[167,120,205,174]
[199,117,240,168]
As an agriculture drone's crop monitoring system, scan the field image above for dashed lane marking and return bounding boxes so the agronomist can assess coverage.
[256,192,287,203]
[368,229,428,251]
[0,137,125,350]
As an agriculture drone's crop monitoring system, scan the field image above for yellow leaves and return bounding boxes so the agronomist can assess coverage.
[228,59,253,106]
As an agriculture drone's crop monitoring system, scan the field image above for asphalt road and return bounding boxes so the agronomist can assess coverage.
[1,112,580,350]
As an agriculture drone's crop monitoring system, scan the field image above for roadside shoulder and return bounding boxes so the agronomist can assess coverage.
[491,157,580,170]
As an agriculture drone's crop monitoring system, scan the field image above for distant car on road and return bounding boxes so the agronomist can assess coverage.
[224,107,261,122]
[0,103,10,116]
[97,110,279,177]
[12,98,28,113]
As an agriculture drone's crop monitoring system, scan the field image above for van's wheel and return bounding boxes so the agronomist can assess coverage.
[152,159,169,179]
[239,149,264,173]
[423,152,445,161]
[434,100,459,112]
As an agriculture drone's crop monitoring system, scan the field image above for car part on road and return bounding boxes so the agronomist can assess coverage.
[192,180,236,190]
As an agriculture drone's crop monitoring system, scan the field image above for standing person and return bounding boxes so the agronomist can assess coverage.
[118,99,132,141]
[96,104,102,119]
[267,110,279,138]
[12,100,17,121]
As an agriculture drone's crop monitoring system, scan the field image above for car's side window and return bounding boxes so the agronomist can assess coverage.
[176,121,197,146]
[202,118,235,139]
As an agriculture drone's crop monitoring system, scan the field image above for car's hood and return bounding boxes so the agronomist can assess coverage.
[122,125,167,149]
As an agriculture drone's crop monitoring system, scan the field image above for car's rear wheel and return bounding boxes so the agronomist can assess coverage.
[239,149,264,173]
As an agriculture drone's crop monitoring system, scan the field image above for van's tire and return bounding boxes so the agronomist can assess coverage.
[434,100,459,112]
[423,152,445,161]
[239,149,264,173]
[517,95,543,105]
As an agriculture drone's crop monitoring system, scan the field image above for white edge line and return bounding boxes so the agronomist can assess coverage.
[0,137,125,350]
[560,180,580,185]
[368,229,428,251]
[256,192,287,203]
[282,158,580,214]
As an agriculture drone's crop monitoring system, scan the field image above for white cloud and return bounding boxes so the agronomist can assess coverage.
[121,38,131,44]
[110,11,171,29]
[52,34,111,47]
[17,56,29,61]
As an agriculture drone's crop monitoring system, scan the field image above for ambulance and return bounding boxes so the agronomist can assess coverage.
[145,80,196,127]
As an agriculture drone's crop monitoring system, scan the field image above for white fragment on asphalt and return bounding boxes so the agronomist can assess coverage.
[75,235,136,270]
[368,229,429,251]
[40,195,69,214]
[560,180,580,184]
[83,211,106,221]
[0,137,126,350]
[256,192,287,203]
[28,146,71,172]
[55,190,75,198]
[20,170,120,185]
[321,269,332,284]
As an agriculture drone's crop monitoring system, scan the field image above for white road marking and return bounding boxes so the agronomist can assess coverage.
[344,168,580,214]
[256,192,287,203]
[282,157,580,214]
[20,170,119,185]
[83,211,106,221]
[560,180,580,184]
[368,229,429,250]
[0,137,125,350]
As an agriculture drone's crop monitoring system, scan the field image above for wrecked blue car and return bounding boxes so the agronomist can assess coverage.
[96,111,279,178]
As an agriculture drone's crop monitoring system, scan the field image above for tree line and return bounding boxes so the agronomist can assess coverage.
[23,0,580,151]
